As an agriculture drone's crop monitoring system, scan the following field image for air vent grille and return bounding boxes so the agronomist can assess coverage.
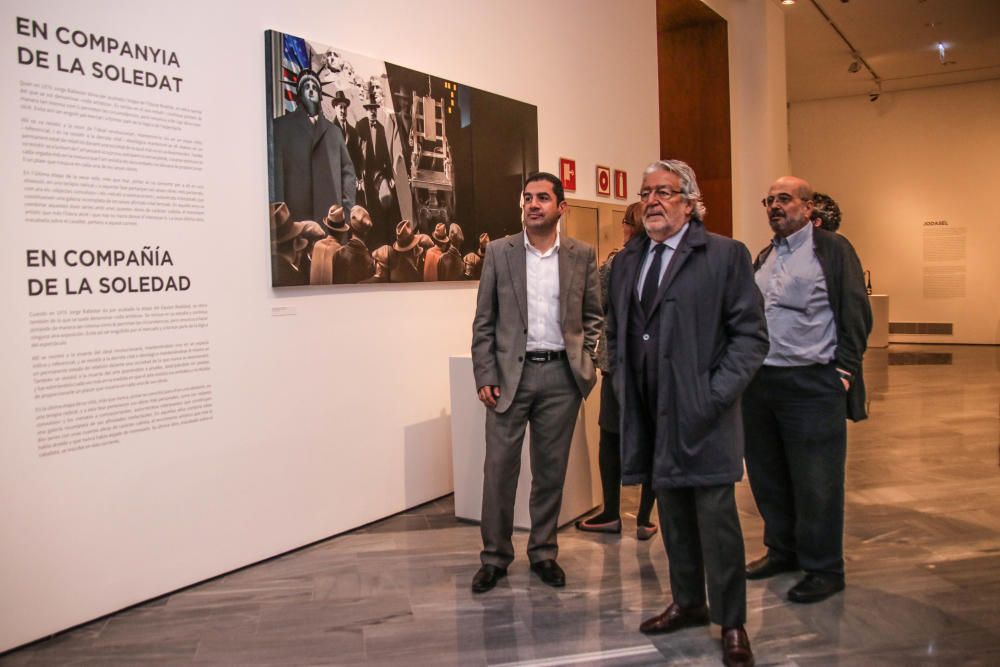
[888,322,953,335]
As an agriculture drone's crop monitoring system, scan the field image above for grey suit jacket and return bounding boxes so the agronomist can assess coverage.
[471,231,602,414]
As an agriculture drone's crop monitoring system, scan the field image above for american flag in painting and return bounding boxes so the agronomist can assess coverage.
[280,35,310,112]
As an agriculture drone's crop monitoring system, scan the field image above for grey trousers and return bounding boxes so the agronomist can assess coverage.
[657,484,747,628]
[480,358,582,568]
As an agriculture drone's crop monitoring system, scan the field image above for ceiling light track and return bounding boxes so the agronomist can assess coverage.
[877,63,1000,83]
[808,0,882,86]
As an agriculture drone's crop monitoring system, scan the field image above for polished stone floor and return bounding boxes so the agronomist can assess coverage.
[2,344,998,666]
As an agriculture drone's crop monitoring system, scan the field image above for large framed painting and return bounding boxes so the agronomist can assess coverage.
[265,30,539,286]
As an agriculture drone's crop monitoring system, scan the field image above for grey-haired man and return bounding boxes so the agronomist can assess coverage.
[606,159,767,667]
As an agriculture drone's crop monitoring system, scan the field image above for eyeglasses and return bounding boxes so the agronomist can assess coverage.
[761,193,805,208]
[638,187,683,202]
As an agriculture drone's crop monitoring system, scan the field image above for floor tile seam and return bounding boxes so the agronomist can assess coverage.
[486,642,661,667]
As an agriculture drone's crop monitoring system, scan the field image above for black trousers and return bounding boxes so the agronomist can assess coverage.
[628,325,745,626]
[596,376,655,524]
[657,485,746,627]
[742,363,847,577]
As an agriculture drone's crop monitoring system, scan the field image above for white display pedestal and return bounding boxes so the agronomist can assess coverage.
[869,294,889,348]
[449,355,599,529]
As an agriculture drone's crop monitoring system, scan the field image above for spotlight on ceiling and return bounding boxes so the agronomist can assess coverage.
[936,41,957,66]
[781,0,795,5]
[848,60,861,73]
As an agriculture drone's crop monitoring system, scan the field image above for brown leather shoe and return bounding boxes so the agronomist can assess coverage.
[721,626,754,667]
[639,602,710,634]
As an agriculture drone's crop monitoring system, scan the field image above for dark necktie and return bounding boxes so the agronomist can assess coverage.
[640,243,666,314]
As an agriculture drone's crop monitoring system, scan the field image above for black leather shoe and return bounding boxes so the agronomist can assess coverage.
[787,572,845,603]
[471,564,506,593]
[745,554,798,580]
[530,559,565,587]
[639,602,710,634]
[721,626,755,667]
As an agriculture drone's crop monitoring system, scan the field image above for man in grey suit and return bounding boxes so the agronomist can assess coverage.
[470,172,602,593]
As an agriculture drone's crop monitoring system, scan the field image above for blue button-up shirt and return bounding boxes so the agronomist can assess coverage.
[756,223,837,367]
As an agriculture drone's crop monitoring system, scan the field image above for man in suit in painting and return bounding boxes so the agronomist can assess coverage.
[330,90,363,185]
[470,172,602,593]
[271,70,356,224]
[356,82,401,250]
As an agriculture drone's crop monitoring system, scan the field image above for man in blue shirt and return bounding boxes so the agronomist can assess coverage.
[743,176,871,604]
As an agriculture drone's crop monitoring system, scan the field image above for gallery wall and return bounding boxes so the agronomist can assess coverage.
[0,0,788,651]
[789,79,1000,344]
[689,0,790,252]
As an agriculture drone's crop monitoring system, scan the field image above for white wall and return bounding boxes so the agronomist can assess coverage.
[789,79,1000,344]
[702,0,790,252]
[0,0,659,651]
[0,0,789,651]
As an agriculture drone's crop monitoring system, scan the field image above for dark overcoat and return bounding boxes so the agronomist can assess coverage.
[334,119,364,179]
[273,108,357,223]
[606,221,768,490]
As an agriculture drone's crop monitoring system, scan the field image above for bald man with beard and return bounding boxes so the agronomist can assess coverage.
[743,176,872,605]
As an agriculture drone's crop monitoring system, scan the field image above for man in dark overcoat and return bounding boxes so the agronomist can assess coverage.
[356,82,400,249]
[272,70,357,224]
[606,159,767,667]
[331,89,363,182]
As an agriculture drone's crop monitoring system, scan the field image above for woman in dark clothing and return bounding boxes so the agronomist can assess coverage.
[576,202,657,540]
